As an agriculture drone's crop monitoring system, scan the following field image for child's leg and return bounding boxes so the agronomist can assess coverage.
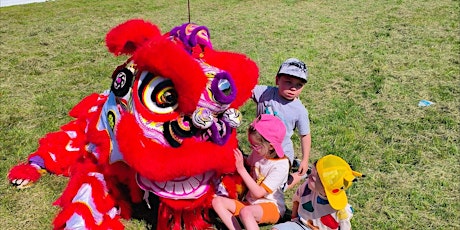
[240,203,280,230]
[239,204,263,230]
[212,196,243,230]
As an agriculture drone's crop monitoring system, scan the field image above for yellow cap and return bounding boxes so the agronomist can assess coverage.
[316,155,363,210]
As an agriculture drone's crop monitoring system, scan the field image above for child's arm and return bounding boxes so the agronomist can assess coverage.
[291,201,300,220]
[233,149,268,198]
[338,205,354,230]
[298,134,311,176]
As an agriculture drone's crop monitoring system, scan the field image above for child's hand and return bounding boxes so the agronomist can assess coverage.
[234,148,245,172]
[297,159,310,176]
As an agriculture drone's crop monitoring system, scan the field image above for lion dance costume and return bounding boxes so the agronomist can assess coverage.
[8,19,258,229]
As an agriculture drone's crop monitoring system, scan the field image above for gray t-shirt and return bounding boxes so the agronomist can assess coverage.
[252,85,310,162]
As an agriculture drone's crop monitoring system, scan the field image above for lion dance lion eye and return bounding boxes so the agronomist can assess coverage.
[155,87,178,107]
[138,71,178,114]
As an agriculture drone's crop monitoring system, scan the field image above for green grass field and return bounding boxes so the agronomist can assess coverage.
[1,0,459,229]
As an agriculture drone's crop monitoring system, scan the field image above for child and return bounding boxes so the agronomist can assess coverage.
[272,155,364,230]
[252,57,311,188]
[212,114,290,230]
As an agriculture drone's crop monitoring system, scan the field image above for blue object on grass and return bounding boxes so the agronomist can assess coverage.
[418,100,434,107]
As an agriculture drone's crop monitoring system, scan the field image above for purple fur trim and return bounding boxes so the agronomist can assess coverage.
[29,155,45,169]
[169,23,190,52]
[211,72,237,104]
[209,119,232,146]
[169,23,187,40]
[178,24,189,46]
[169,23,212,50]
[170,23,192,47]
[189,25,211,48]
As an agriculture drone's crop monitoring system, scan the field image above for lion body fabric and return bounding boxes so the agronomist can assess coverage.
[8,19,258,230]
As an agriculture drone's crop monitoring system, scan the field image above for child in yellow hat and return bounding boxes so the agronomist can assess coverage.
[272,155,364,230]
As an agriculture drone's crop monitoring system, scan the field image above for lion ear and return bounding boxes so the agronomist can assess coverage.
[105,19,162,56]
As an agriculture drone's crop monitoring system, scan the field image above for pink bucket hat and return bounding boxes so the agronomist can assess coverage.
[251,114,286,158]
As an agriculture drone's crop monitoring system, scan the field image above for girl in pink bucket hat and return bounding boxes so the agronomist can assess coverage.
[212,114,290,229]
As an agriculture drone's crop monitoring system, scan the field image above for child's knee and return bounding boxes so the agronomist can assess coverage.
[212,196,223,207]
[239,206,251,218]
[239,206,258,222]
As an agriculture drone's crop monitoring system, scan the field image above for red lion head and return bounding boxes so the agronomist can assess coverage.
[104,19,258,229]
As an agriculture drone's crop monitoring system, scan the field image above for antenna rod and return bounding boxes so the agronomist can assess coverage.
[188,0,191,23]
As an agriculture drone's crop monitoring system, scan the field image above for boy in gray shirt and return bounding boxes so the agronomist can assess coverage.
[252,58,311,189]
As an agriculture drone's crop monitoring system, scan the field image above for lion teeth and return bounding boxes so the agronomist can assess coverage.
[164,181,174,193]
[136,171,214,199]
[189,176,200,188]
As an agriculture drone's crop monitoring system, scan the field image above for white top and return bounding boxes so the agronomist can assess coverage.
[294,180,353,230]
[245,152,290,216]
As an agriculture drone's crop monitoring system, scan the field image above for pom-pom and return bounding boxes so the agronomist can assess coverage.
[222,108,242,128]
[192,108,214,129]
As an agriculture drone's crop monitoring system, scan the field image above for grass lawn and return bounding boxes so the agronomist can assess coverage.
[0,0,459,229]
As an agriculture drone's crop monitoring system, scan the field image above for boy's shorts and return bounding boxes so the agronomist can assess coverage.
[272,219,311,230]
[233,200,280,224]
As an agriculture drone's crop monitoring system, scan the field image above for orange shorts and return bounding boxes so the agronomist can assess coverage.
[233,200,281,224]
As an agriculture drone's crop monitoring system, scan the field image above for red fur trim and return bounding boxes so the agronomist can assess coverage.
[53,202,123,230]
[7,163,41,182]
[112,165,143,203]
[68,93,102,118]
[203,49,259,108]
[53,202,93,229]
[77,95,113,165]
[99,215,124,230]
[28,130,85,176]
[182,208,213,230]
[103,163,140,218]
[54,166,115,215]
[158,193,214,230]
[114,199,132,220]
[160,187,213,211]
[221,173,245,199]
[116,113,237,181]
[85,124,112,165]
[60,120,87,139]
[106,19,161,56]
[158,202,180,230]
[132,36,208,114]
[23,94,102,176]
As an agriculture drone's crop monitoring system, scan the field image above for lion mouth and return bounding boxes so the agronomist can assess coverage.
[136,171,214,199]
